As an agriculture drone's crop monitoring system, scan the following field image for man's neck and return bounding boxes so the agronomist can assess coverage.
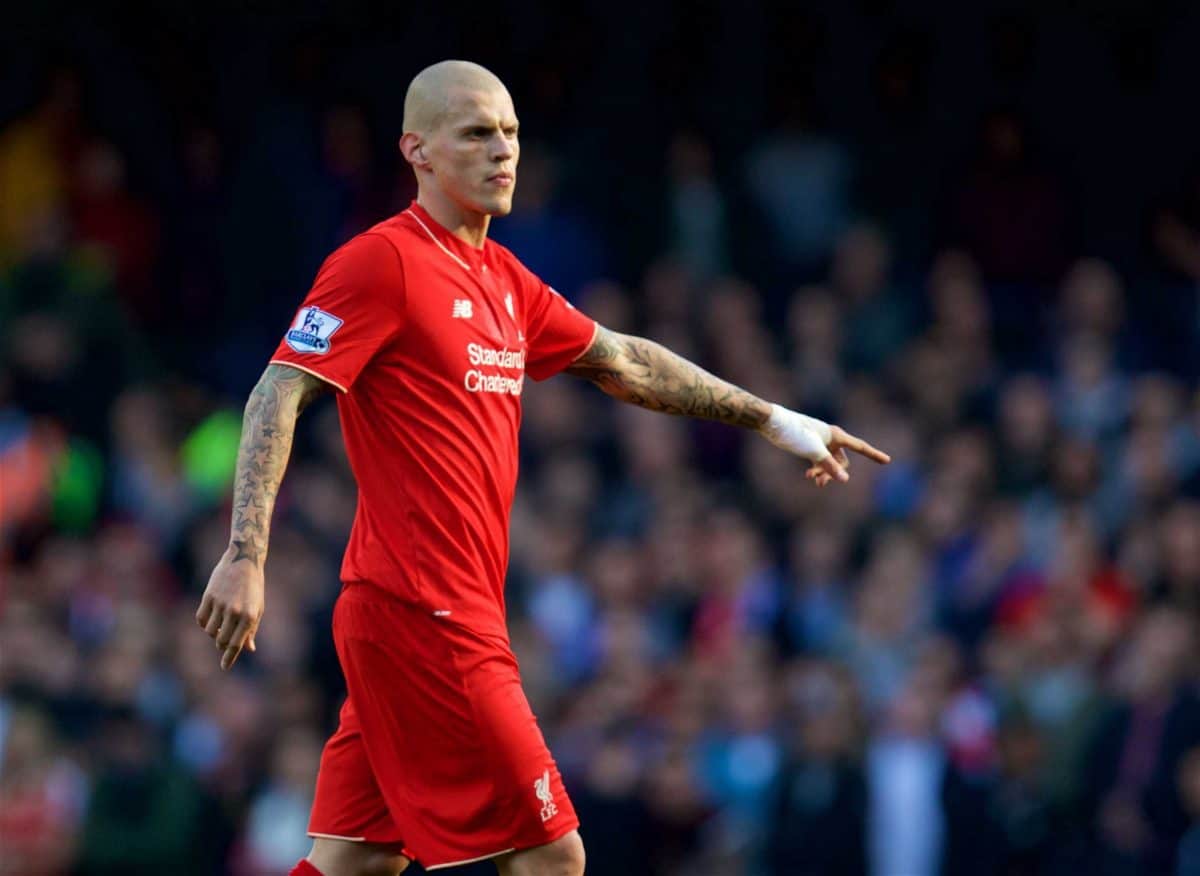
[416,190,490,249]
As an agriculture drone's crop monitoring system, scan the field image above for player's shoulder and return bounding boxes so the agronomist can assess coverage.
[326,217,411,268]
[354,213,414,252]
[309,222,410,299]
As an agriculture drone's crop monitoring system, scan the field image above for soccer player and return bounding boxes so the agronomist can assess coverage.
[196,60,889,876]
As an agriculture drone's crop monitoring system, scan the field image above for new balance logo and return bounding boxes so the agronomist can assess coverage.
[452,299,473,319]
[534,769,558,822]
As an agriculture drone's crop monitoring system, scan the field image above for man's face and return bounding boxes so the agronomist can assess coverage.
[424,87,519,216]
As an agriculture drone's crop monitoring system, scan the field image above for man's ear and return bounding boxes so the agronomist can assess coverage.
[399,132,428,169]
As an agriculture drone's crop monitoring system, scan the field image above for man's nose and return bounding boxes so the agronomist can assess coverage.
[490,134,514,160]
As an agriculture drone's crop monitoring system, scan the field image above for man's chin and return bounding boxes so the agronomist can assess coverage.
[456,193,513,219]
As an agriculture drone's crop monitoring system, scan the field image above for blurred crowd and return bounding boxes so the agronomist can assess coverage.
[5,7,1200,876]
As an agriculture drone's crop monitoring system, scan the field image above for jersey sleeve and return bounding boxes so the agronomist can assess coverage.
[270,232,405,392]
[521,274,596,382]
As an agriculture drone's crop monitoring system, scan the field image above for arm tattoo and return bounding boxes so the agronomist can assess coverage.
[228,364,329,566]
[566,326,771,430]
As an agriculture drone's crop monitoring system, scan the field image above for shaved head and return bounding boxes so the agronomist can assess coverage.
[403,60,508,134]
[399,59,520,236]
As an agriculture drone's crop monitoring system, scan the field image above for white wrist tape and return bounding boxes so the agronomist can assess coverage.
[760,404,832,462]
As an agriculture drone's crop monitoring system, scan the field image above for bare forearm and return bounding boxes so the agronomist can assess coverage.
[567,328,771,430]
[229,364,326,565]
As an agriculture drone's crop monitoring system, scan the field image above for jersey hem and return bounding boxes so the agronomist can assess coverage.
[307,832,412,861]
[573,321,600,364]
[530,319,598,382]
[307,832,366,842]
[421,817,580,870]
[268,359,349,393]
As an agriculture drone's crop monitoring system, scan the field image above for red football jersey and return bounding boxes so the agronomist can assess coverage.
[271,202,596,640]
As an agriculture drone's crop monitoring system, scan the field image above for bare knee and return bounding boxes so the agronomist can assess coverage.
[498,831,585,876]
[307,838,410,876]
[353,851,409,876]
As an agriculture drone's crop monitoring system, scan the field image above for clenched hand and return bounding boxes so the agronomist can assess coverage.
[196,543,265,670]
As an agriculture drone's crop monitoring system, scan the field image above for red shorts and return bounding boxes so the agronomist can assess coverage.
[308,583,578,870]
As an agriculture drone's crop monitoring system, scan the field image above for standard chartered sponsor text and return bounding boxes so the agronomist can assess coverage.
[467,343,525,369]
[465,343,525,395]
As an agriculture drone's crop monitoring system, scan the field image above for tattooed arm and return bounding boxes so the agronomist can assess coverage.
[566,326,772,429]
[567,325,890,483]
[227,364,328,564]
[196,364,330,669]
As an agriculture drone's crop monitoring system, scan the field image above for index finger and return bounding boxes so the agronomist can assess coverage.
[221,616,254,671]
[841,432,891,465]
[196,593,214,628]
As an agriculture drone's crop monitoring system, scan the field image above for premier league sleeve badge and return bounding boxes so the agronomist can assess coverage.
[285,306,344,354]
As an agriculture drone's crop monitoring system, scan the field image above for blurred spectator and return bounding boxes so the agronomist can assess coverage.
[1155,164,1200,282]
[318,104,389,247]
[949,109,1070,285]
[108,387,199,546]
[776,519,853,657]
[995,375,1056,498]
[698,648,783,862]
[868,678,946,876]
[832,225,916,375]
[232,727,322,876]
[1087,608,1200,875]
[690,510,781,660]
[1059,259,1126,346]
[1176,747,1200,876]
[666,132,730,282]
[767,662,867,875]
[744,95,852,277]
[0,409,66,534]
[1152,164,1200,373]
[841,530,930,710]
[163,125,237,381]
[641,746,713,875]
[70,140,160,327]
[0,707,85,876]
[924,251,997,394]
[785,285,844,415]
[76,709,215,876]
[0,69,82,258]
[567,733,654,875]
[943,711,1060,876]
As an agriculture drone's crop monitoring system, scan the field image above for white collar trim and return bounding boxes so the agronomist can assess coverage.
[406,208,473,272]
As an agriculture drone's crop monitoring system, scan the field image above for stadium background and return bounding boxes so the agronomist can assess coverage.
[3,2,1200,874]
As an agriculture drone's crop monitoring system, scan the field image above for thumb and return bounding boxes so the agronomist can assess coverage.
[817,453,849,483]
[248,611,262,652]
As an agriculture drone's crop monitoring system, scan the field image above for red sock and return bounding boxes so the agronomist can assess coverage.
[289,861,323,876]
